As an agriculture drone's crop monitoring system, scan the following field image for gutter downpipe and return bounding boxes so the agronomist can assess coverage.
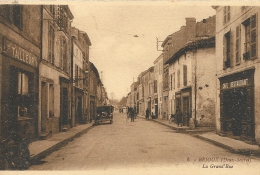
[194,48,197,128]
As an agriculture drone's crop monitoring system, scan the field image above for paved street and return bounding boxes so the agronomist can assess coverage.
[29,111,260,173]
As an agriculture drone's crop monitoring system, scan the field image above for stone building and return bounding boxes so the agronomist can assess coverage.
[71,27,91,126]
[162,15,216,122]
[213,6,260,143]
[166,37,216,128]
[39,5,74,137]
[0,5,41,140]
[153,54,164,119]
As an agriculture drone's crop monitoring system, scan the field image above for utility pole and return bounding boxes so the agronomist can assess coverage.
[156,37,164,51]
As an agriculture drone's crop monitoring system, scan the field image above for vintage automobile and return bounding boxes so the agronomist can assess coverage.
[94,105,114,125]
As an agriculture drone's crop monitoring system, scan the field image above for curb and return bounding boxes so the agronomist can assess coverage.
[195,135,260,156]
[30,124,94,163]
[144,116,260,157]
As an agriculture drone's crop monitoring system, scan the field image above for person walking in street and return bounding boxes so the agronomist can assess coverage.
[130,108,135,122]
[145,108,149,120]
[176,109,182,127]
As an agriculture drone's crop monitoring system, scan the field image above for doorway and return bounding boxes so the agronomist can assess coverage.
[60,87,68,130]
[182,97,190,126]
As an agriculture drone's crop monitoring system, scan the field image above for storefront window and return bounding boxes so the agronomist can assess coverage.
[18,71,29,95]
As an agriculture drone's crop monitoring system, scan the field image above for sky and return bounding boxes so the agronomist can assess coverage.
[68,1,216,100]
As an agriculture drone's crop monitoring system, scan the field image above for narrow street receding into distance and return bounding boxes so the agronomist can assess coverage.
[29,111,260,171]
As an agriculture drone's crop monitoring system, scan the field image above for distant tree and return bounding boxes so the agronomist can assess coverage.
[118,97,127,108]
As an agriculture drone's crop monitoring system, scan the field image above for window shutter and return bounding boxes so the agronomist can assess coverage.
[183,65,187,86]
[250,14,257,59]
[223,34,227,69]
[229,30,233,67]
[173,72,175,89]
[177,70,180,88]
[235,25,241,64]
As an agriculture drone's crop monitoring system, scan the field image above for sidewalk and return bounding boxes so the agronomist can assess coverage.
[29,122,94,163]
[139,115,260,156]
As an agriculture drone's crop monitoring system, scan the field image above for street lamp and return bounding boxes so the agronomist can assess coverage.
[70,70,89,83]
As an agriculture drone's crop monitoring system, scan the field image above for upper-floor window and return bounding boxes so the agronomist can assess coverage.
[223,31,231,69]
[154,80,157,93]
[0,5,23,29]
[223,6,230,23]
[60,36,68,72]
[242,14,257,60]
[48,24,55,64]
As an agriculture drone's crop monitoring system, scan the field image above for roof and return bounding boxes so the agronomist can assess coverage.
[165,36,215,65]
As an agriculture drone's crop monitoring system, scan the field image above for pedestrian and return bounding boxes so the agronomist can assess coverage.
[151,107,155,119]
[130,108,135,122]
[176,109,182,127]
[145,108,149,120]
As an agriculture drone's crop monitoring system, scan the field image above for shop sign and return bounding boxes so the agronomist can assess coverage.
[222,78,249,89]
[3,39,39,68]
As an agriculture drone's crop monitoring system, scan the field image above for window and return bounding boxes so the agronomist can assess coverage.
[13,5,22,29]
[154,80,157,93]
[18,71,29,95]
[0,5,23,29]
[183,65,187,86]
[243,14,257,60]
[223,31,231,69]
[14,68,34,118]
[60,36,66,70]
[223,6,230,23]
[48,24,55,63]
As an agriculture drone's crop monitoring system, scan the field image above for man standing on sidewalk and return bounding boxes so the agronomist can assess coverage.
[145,108,149,120]
[176,109,182,127]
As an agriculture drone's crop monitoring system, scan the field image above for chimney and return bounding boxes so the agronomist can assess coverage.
[185,17,196,27]
[185,17,196,40]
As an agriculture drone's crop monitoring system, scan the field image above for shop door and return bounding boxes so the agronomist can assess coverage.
[41,82,47,132]
[223,88,247,136]
[60,88,68,129]
[183,97,190,126]
[90,101,95,121]
[76,96,83,124]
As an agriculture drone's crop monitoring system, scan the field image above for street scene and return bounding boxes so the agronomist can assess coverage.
[28,111,260,171]
[1,1,260,175]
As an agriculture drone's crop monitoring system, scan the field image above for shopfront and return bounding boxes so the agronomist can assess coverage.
[175,87,191,126]
[75,88,84,125]
[1,37,39,141]
[219,69,255,141]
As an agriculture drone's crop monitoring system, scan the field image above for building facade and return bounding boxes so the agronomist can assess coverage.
[40,5,74,136]
[153,54,164,119]
[162,15,216,121]
[166,37,216,128]
[214,6,260,143]
[0,5,41,140]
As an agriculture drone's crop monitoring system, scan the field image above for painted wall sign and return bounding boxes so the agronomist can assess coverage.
[222,78,249,89]
[3,39,39,68]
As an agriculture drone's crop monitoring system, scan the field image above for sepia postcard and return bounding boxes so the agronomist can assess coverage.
[0,0,260,175]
